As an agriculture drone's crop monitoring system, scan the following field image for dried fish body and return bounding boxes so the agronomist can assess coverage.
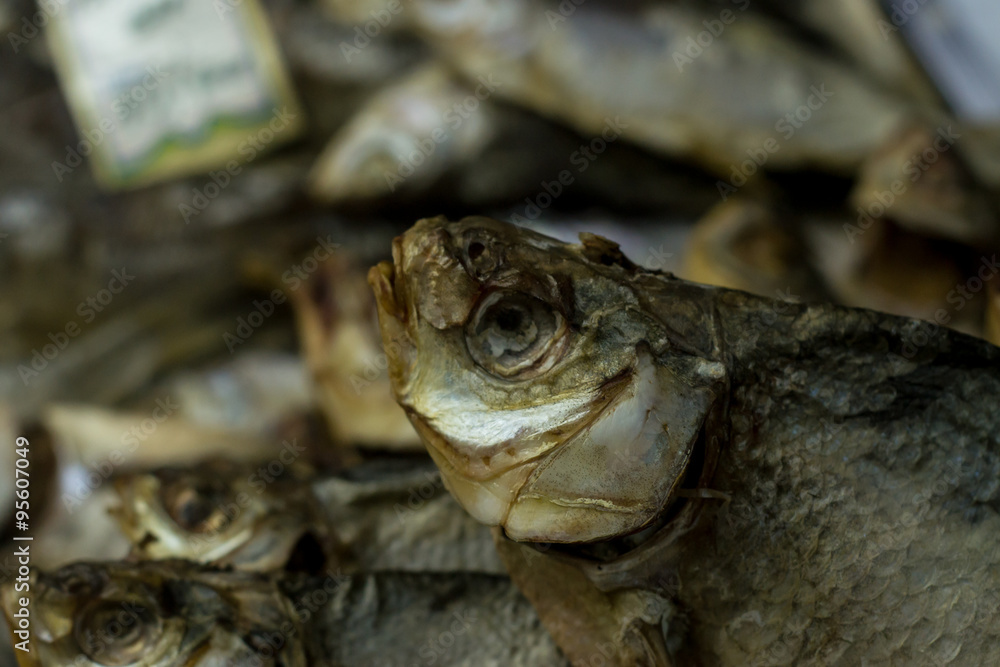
[290,251,423,450]
[756,0,941,105]
[151,351,314,437]
[308,64,499,202]
[407,1,911,175]
[288,568,568,666]
[283,4,427,86]
[805,217,986,338]
[987,280,1000,347]
[372,216,1000,665]
[42,404,283,471]
[311,458,504,573]
[850,125,998,245]
[1,560,307,667]
[1,560,566,666]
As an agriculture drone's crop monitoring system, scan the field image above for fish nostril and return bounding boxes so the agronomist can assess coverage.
[467,241,486,260]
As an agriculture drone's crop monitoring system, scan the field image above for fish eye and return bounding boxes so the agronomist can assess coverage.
[466,291,566,378]
[160,479,230,535]
[48,563,107,598]
[74,598,163,666]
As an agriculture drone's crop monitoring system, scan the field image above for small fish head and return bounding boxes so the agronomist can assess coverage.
[370,216,726,543]
[113,460,324,573]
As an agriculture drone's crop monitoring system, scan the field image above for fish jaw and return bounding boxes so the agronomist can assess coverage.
[504,349,724,542]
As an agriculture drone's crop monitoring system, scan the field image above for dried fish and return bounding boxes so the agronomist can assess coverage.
[850,125,998,245]
[406,1,911,174]
[682,198,829,302]
[308,64,499,202]
[113,459,331,573]
[112,458,502,575]
[757,0,941,105]
[290,251,422,450]
[311,458,503,573]
[372,216,1000,665]
[2,560,567,666]
[987,280,1000,347]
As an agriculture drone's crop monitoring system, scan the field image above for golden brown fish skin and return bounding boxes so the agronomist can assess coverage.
[681,198,831,303]
[371,216,1000,666]
[289,250,423,451]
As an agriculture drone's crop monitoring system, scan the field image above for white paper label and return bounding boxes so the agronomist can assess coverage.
[48,0,303,188]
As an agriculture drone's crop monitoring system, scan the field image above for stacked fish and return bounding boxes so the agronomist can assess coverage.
[1,0,999,665]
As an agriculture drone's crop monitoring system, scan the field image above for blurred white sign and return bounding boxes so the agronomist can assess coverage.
[47,0,303,189]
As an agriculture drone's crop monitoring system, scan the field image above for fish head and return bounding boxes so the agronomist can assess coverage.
[112,460,327,573]
[1,560,305,666]
[370,216,726,543]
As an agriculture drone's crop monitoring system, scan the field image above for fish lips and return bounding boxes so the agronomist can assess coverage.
[368,217,482,400]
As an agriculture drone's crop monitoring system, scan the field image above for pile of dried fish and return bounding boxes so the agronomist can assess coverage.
[2,0,1000,665]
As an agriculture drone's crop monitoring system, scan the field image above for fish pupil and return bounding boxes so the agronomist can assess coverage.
[495,307,523,332]
[467,241,486,260]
